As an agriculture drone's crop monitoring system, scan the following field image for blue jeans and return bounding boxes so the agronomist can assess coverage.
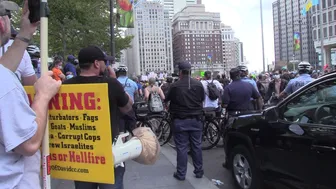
[74,166,125,189]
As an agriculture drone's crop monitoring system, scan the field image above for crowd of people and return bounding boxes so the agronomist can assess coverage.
[0,0,330,188]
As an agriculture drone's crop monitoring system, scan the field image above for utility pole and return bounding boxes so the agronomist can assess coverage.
[260,0,266,72]
[319,0,324,69]
[110,0,115,61]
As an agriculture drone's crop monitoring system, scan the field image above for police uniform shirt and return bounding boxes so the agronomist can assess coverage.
[223,80,260,111]
[165,77,205,118]
[284,74,315,94]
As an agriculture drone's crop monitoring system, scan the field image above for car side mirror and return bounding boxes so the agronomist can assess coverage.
[263,106,279,122]
[289,124,304,136]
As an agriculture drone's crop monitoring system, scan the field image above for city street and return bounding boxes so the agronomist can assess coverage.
[51,145,234,189]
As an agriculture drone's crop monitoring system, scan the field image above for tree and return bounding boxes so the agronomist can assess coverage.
[11,0,133,60]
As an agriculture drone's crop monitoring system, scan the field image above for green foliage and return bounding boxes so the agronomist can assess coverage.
[10,0,133,60]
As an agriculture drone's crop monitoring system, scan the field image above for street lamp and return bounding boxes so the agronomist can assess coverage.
[260,0,266,72]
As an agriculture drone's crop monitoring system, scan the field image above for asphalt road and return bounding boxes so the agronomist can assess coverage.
[188,146,235,189]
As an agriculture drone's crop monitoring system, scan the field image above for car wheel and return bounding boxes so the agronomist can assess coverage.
[230,145,260,189]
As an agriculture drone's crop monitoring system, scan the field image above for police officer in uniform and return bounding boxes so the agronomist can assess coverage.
[279,61,314,98]
[165,62,205,180]
[222,68,263,114]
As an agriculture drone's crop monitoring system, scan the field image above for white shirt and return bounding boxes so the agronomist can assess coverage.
[201,79,223,108]
[0,64,40,189]
[1,39,35,80]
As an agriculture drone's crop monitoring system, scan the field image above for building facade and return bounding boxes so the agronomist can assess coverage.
[272,0,318,67]
[163,0,198,20]
[172,4,223,74]
[220,24,244,74]
[311,0,336,67]
[125,0,174,75]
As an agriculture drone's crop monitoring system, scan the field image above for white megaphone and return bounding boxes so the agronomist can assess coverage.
[112,127,160,167]
[112,132,142,167]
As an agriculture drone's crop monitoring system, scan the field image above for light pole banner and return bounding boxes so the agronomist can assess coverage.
[294,32,301,51]
[117,0,138,28]
[24,84,115,184]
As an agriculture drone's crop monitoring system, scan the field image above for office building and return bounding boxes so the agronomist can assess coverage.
[272,0,318,68]
[311,0,336,68]
[163,0,197,20]
[221,24,244,74]
[125,0,174,75]
[172,4,223,74]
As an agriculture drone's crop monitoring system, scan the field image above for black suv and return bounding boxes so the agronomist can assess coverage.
[223,72,336,189]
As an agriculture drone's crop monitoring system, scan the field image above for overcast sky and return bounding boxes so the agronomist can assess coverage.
[202,0,274,72]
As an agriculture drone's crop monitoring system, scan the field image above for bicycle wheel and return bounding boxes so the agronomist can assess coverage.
[146,114,164,138]
[201,120,221,150]
[158,119,172,146]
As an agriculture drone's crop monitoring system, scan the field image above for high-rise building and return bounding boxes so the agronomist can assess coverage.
[272,0,317,67]
[172,4,223,73]
[311,0,336,68]
[124,0,174,75]
[163,0,197,20]
[220,24,243,74]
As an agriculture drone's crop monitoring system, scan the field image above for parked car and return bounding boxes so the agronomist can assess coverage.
[223,71,336,189]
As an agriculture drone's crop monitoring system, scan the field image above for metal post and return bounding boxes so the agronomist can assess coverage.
[260,0,266,72]
[40,0,51,188]
[319,0,324,69]
[299,21,303,61]
[110,0,115,60]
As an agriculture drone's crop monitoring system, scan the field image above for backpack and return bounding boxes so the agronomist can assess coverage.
[148,88,164,113]
[206,80,220,101]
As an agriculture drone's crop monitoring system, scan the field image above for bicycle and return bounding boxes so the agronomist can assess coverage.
[161,108,221,150]
[133,101,165,138]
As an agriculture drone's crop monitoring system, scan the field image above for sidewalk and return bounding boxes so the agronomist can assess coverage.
[51,146,219,189]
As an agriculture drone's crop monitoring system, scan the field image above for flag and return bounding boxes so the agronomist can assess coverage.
[312,0,319,6]
[306,0,312,11]
[117,0,137,28]
[294,32,301,51]
[301,0,319,16]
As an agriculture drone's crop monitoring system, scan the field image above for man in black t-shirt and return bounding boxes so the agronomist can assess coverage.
[63,45,133,189]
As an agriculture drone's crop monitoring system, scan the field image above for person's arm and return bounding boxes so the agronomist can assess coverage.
[8,72,61,156]
[144,88,150,101]
[111,78,133,114]
[158,87,165,100]
[58,70,66,80]
[251,86,263,110]
[107,66,116,78]
[1,0,38,72]
[21,51,37,86]
[222,86,230,108]
[279,81,292,99]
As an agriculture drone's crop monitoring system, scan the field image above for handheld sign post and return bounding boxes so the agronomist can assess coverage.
[40,0,51,188]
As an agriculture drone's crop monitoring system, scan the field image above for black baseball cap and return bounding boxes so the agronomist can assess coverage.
[78,46,114,66]
[178,61,191,71]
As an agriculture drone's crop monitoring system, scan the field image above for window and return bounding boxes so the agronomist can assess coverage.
[323,13,327,23]
[324,27,328,37]
[329,11,333,22]
[322,0,326,8]
[281,79,336,126]
[330,26,333,36]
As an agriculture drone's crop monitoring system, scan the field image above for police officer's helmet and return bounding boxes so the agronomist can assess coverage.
[117,65,128,73]
[27,45,40,57]
[298,61,311,71]
[237,65,248,72]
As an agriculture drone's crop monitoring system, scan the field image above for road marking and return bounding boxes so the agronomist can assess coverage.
[161,146,220,189]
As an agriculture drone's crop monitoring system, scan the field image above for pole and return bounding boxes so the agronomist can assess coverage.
[40,0,51,189]
[260,0,266,72]
[110,0,115,60]
[299,21,303,61]
[319,0,324,70]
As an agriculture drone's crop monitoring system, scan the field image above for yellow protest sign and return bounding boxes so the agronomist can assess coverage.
[25,84,114,184]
